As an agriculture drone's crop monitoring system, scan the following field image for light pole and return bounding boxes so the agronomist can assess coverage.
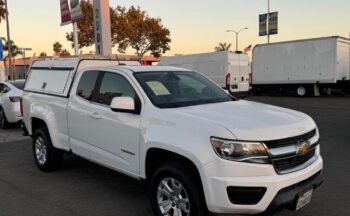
[227,27,248,52]
[267,0,271,43]
[4,0,13,80]
[18,47,32,78]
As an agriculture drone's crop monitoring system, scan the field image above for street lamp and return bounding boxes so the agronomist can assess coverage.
[18,47,32,78]
[227,27,248,52]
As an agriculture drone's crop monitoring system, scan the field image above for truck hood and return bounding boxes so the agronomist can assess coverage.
[173,100,316,141]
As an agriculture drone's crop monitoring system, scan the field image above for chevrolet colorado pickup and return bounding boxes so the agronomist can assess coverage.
[22,58,323,216]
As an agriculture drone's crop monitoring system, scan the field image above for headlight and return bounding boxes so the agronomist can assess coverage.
[211,137,269,164]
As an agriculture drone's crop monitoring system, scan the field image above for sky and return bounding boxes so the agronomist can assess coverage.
[0,0,349,58]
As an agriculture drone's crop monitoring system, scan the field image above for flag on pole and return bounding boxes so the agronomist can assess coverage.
[244,44,252,53]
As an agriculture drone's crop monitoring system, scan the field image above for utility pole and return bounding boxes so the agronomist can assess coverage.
[73,22,79,56]
[4,0,12,80]
[267,0,270,44]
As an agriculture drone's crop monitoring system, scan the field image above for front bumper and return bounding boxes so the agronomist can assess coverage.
[200,153,323,215]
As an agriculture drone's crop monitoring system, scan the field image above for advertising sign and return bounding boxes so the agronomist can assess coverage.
[60,0,71,25]
[259,12,278,36]
[93,0,112,55]
[259,14,268,36]
[70,0,84,22]
[268,12,278,35]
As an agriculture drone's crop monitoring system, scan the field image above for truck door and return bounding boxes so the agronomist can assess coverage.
[86,71,141,175]
[238,54,251,93]
[68,70,100,158]
[228,55,240,93]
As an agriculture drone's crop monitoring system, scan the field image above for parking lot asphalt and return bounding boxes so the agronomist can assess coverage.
[0,96,349,216]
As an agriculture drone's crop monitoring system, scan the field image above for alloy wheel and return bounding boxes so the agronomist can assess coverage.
[157,177,190,216]
[35,136,48,165]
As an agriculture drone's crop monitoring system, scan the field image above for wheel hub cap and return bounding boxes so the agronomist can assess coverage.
[157,177,190,216]
[35,136,47,165]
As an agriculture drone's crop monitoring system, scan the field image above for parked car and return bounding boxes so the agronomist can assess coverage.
[22,58,323,216]
[0,80,25,129]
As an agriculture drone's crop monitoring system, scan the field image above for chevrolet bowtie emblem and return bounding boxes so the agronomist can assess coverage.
[296,141,311,154]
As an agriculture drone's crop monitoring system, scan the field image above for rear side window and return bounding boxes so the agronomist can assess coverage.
[0,83,5,93]
[94,72,136,106]
[76,71,99,101]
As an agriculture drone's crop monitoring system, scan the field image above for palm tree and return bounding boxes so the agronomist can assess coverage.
[53,42,63,56]
[0,0,6,23]
[214,42,232,52]
[39,52,47,58]
[60,49,71,57]
[2,39,23,79]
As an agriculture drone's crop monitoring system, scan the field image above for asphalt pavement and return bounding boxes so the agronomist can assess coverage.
[0,96,349,216]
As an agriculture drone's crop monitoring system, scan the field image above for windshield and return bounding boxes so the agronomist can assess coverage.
[134,71,234,108]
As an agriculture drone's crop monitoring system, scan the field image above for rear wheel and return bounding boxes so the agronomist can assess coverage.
[0,108,9,129]
[297,86,307,97]
[149,162,206,216]
[33,127,63,171]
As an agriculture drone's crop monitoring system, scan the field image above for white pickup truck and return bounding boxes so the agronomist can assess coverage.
[22,58,323,216]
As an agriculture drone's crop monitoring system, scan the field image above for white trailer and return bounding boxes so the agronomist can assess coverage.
[252,36,350,96]
[159,51,251,96]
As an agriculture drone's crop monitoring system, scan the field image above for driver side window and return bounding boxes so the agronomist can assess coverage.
[93,72,136,106]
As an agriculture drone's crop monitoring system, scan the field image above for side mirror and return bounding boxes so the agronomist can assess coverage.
[110,96,135,113]
[224,89,230,95]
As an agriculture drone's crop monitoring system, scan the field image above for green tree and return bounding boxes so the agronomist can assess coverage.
[0,0,6,22]
[60,49,71,57]
[39,52,47,57]
[114,6,171,61]
[2,39,23,79]
[2,39,23,59]
[66,0,118,48]
[53,42,63,56]
[214,42,232,52]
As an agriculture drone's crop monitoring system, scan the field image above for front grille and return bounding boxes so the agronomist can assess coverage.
[271,147,316,174]
[264,129,316,148]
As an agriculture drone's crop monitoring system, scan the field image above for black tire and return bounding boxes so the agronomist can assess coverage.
[33,127,63,172]
[149,162,207,216]
[296,86,307,97]
[0,108,10,129]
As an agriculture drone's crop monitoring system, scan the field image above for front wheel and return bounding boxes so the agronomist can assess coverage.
[149,162,206,216]
[33,127,63,172]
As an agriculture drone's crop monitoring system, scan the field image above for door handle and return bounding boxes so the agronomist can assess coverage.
[89,112,101,119]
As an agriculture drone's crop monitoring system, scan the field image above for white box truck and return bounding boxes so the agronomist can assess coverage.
[252,36,350,96]
[159,51,251,96]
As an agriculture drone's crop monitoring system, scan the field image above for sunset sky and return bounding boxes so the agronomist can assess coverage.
[0,0,349,57]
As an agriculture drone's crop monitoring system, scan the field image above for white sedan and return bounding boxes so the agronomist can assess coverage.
[0,80,25,129]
